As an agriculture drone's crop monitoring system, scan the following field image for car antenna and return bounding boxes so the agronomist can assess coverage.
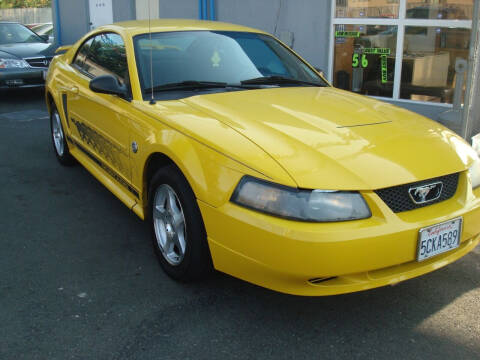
[148,0,156,105]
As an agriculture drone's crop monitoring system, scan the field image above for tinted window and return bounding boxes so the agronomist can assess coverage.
[235,36,288,77]
[84,33,128,84]
[133,31,325,97]
[73,38,94,70]
[406,0,473,20]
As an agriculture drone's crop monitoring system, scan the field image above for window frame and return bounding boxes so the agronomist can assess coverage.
[329,0,473,107]
[72,35,95,78]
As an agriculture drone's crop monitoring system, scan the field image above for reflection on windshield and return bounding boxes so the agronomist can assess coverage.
[0,23,43,45]
[134,31,326,99]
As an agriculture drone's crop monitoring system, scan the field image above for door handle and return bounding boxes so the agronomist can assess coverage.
[69,86,79,94]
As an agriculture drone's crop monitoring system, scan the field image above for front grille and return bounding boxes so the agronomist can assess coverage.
[374,172,460,213]
[25,56,53,68]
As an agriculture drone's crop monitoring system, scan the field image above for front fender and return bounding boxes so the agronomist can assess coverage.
[130,100,294,209]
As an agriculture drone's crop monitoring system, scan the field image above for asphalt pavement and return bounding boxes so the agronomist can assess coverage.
[1,89,479,360]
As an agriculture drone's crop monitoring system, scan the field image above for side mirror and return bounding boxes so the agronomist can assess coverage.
[40,34,49,42]
[89,75,127,98]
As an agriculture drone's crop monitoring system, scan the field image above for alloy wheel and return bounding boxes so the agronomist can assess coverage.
[52,111,64,156]
[153,184,187,266]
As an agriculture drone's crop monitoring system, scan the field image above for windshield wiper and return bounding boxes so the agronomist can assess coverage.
[241,76,324,87]
[144,80,230,93]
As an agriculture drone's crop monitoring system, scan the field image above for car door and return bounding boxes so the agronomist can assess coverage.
[67,32,133,190]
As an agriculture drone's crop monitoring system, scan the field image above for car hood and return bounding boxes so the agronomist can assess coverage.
[0,42,54,59]
[182,87,476,190]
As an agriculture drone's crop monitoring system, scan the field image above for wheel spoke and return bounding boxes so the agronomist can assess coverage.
[174,233,186,256]
[153,205,166,219]
[172,211,184,233]
[157,187,168,206]
[163,234,174,253]
[167,189,181,215]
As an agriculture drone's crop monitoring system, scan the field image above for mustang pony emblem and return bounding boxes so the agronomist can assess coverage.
[409,182,443,204]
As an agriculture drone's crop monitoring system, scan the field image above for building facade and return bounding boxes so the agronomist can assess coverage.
[52,0,480,142]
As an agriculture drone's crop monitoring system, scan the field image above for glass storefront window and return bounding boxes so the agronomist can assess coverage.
[333,0,474,104]
[333,24,397,97]
[336,0,400,19]
[406,0,473,20]
[400,27,471,103]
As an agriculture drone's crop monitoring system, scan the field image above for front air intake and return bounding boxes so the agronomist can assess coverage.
[374,172,460,213]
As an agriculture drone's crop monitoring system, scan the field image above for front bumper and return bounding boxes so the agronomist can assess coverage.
[0,68,47,89]
[199,172,480,296]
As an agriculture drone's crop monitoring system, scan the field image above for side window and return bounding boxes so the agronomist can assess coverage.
[84,33,128,84]
[73,38,94,71]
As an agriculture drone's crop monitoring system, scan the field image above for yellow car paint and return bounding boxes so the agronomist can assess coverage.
[45,19,480,296]
[183,87,477,190]
[54,44,72,54]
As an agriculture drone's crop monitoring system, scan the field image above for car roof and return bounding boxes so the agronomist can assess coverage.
[99,19,267,37]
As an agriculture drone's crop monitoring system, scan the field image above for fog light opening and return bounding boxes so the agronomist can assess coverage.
[308,277,337,284]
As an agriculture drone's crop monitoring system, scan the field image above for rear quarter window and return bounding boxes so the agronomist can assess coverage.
[73,38,94,72]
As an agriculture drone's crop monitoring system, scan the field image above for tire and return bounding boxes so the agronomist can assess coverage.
[148,165,212,281]
[50,106,75,166]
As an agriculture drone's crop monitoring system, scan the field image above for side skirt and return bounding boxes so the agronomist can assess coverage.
[66,135,145,220]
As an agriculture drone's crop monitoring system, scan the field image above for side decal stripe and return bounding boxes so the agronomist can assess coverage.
[67,135,139,199]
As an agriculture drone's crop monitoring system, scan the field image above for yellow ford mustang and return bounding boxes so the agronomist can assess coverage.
[45,19,480,296]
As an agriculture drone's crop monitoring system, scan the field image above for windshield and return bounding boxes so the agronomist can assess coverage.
[0,23,44,45]
[32,23,53,36]
[133,31,327,99]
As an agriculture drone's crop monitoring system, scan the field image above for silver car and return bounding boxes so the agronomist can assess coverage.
[0,21,55,90]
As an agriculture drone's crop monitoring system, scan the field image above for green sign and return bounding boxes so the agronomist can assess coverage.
[352,53,369,68]
[381,55,388,83]
[335,31,360,38]
[363,48,391,55]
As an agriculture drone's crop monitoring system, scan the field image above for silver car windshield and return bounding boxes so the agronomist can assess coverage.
[0,23,43,45]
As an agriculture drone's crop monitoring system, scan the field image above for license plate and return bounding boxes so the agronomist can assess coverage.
[417,217,462,261]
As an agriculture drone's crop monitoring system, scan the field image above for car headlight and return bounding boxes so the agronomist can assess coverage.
[231,176,371,222]
[468,158,480,190]
[0,58,30,69]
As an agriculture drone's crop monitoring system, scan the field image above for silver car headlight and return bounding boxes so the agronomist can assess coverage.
[0,58,30,69]
[468,158,480,190]
[231,176,371,222]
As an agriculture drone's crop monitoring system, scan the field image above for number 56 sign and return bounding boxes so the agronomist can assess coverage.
[352,53,368,68]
